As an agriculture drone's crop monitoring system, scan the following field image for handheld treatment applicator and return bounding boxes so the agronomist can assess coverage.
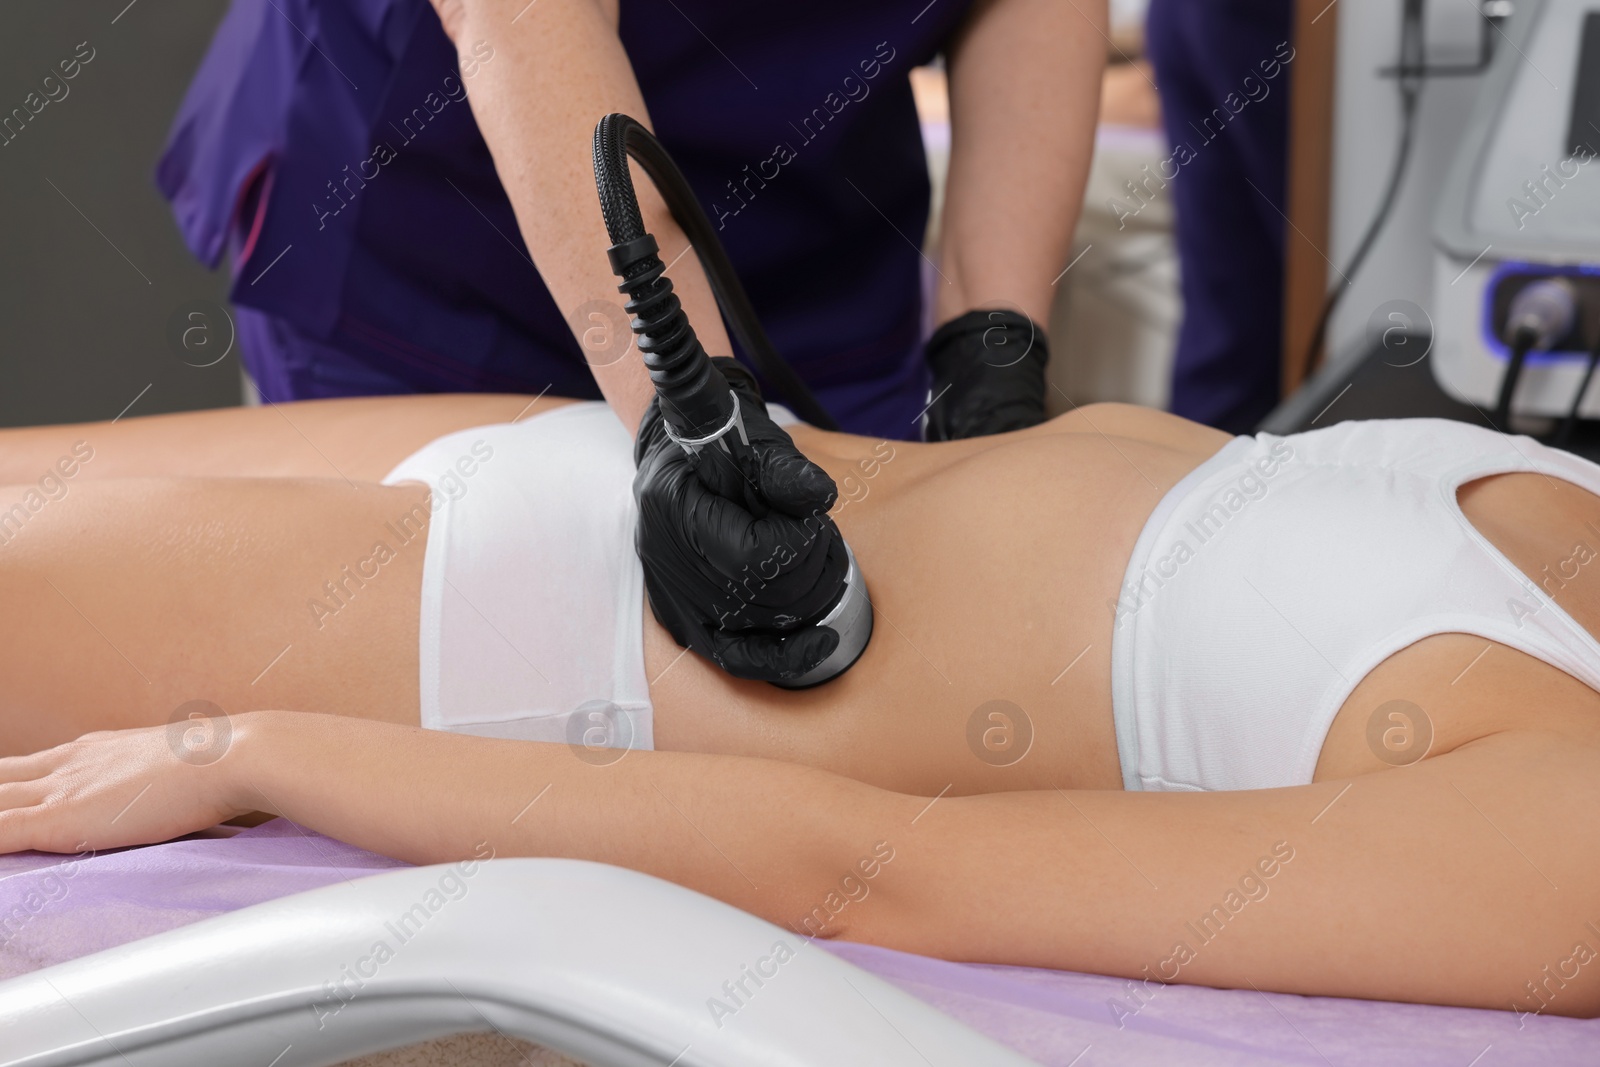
[591,113,873,689]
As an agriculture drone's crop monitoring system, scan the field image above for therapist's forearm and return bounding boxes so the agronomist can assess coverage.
[937,0,1106,328]
[445,0,733,435]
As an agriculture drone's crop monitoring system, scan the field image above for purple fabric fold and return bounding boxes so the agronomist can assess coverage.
[2,823,1594,1065]
[0,821,407,982]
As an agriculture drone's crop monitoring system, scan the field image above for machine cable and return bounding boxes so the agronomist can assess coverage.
[1298,0,1428,388]
[1493,276,1579,430]
[591,114,838,432]
[1553,332,1600,448]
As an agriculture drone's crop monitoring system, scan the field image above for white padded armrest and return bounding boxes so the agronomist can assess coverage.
[0,858,1038,1067]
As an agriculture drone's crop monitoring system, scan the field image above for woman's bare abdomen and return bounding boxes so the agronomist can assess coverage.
[647,411,1234,795]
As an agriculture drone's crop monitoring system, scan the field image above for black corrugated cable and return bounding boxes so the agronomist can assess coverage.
[1298,0,1426,387]
[591,114,839,432]
[1553,337,1600,447]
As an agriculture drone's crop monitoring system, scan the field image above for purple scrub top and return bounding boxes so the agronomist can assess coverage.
[157,0,970,438]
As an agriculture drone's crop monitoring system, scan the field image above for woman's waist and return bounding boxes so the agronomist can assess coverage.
[646,595,1131,795]
[650,430,1234,794]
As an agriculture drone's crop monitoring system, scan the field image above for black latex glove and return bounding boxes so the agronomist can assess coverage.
[923,309,1051,441]
[633,357,850,683]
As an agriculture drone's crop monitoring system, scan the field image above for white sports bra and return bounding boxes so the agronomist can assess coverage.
[1111,417,1600,792]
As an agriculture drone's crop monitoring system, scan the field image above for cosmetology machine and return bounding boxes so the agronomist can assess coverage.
[1433,0,1600,437]
[1265,0,1600,448]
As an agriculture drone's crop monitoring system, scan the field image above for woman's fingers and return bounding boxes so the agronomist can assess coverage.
[0,732,141,785]
[0,770,68,853]
[0,804,99,856]
[0,805,44,854]
[0,750,59,784]
[0,780,46,823]
[0,746,71,852]
[0,724,245,857]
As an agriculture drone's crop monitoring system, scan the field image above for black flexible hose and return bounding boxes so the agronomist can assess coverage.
[1555,339,1600,447]
[1298,1,1426,386]
[1494,329,1535,428]
[591,114,839,432]
[1300,87,1420,385]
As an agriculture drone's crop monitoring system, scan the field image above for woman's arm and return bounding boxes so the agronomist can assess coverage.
[233,712,908,927]
[0,711,917,937]
[6,712,1599,1014]
[431,0,734,435]
[938,0,1107,326]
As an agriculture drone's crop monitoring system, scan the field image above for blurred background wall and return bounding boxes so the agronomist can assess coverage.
[0,0,240,428]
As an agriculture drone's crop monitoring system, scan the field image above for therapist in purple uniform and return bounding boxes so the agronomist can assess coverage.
[159,0,1105,681]
[1145,0,1294,434]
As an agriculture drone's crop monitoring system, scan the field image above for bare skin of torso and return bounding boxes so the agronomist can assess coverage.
[4,393,1596,796]
[650,404,1600,795]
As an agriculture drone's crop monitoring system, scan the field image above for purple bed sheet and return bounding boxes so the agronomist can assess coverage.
[0,820,1593,1066]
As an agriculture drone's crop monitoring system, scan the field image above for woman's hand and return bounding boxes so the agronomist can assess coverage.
[0,717,249,855]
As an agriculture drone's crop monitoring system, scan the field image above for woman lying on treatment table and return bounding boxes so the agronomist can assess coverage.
[0,392,1597,1019]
